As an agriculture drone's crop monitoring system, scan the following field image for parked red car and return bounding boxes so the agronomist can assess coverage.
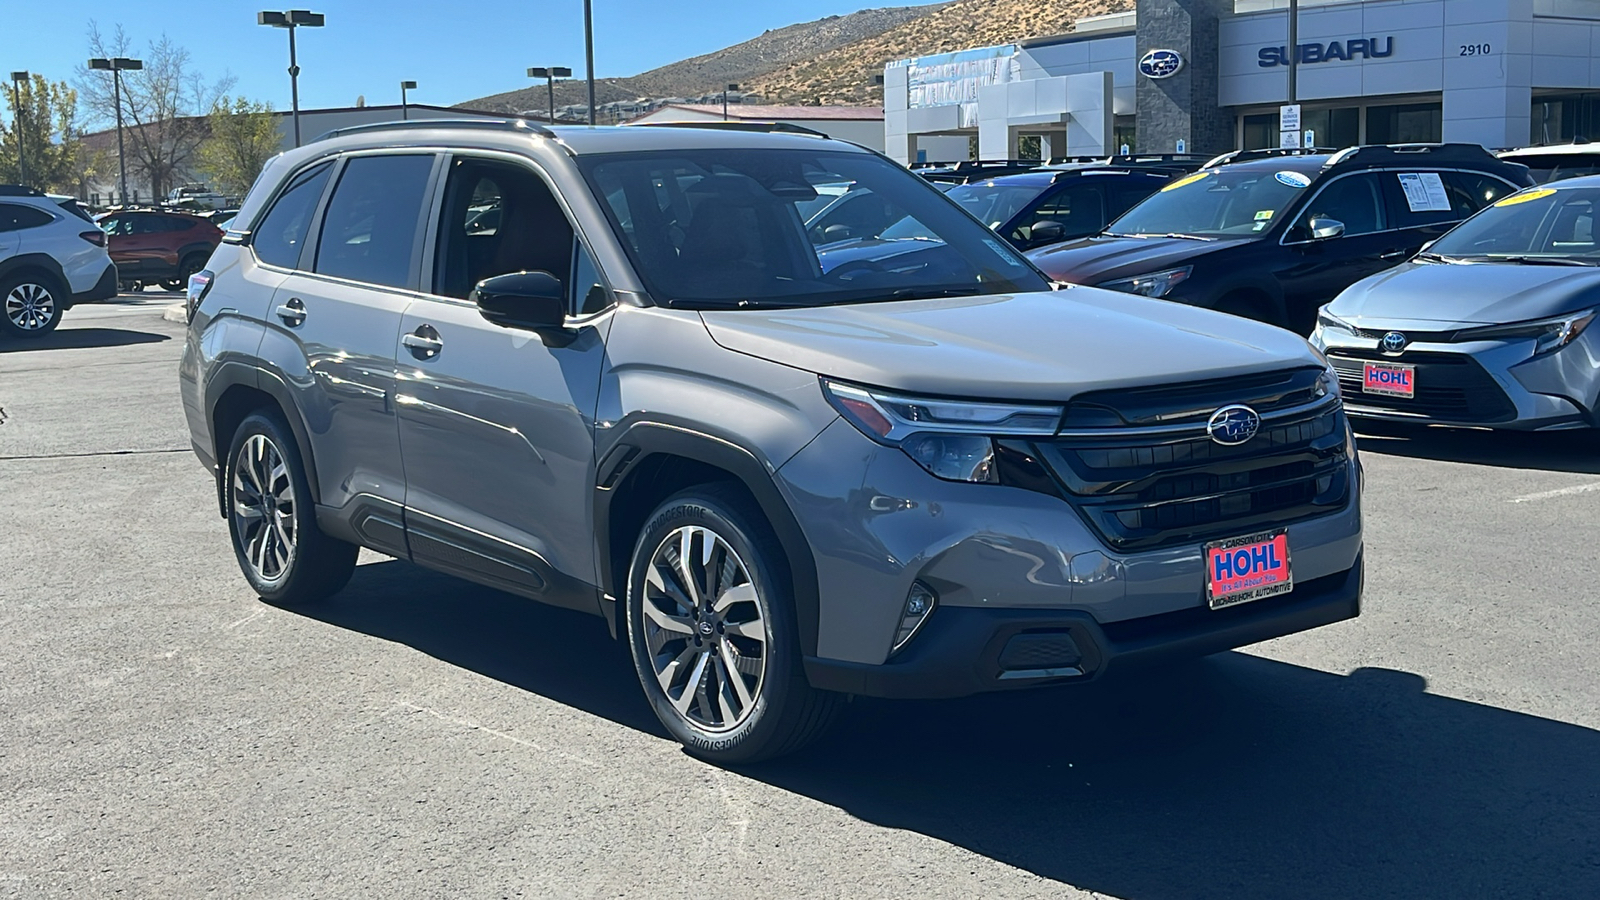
[97,209,223,291]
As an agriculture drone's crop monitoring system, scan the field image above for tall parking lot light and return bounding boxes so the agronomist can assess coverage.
[527,67,572,124]
[8,71,27,188]
[88,57,142,205]
[583,0,596,124]
[723,83,738,121]
[401,80,417,120]
[258,10,325,147]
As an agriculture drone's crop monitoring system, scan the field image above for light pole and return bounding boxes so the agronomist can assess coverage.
[258,9,325,147]
[88,57,142,205]
[8,71,27,188]
[583,0,596,125]
[400,80,417,120]
[527,67,571,124]
[722,83,738,121]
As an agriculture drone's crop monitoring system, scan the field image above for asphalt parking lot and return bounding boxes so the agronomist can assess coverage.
[2,299,1597,899]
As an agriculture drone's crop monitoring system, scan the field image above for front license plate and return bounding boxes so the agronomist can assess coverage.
[1205,530,1293,610]
[1362,361,1416,398]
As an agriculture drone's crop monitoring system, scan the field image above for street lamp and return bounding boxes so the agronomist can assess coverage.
[400,80,417,120]
[8,71,27,188]
[257,9,325,148]
[722,83,739,121]
[526,66,571,124]
[88,57,142,205]
[583,0,596,125]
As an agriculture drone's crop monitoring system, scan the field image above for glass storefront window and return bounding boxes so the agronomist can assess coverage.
[1302,107,1359,149]
[1366,103,1442,144]
[1532,94,1600,145]
[1243,113,1279,150]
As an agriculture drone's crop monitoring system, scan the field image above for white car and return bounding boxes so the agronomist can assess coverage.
[0,186,118,338]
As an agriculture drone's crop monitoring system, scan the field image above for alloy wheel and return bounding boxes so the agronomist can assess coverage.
[5,282,56,332]
[642,526,768,732]
[231,433,297,581]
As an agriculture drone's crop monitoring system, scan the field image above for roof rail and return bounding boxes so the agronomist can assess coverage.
[313,118,556,143]
[1332,142,1499,166]
[631,120,829,138]
[0,184,44,197]
[1202,146,1340,169]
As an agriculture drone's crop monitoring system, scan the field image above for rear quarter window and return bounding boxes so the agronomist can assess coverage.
[252,162,334,270]
[0,203,55,233]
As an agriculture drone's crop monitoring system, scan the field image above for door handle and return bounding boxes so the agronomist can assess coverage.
[1379,249,1410,261]
[402,326,443,359]
[275,297,306,326]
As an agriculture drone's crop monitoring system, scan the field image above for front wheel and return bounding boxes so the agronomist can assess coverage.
[625,486,840,764]
[225,412,358,604]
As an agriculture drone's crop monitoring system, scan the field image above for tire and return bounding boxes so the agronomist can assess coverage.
[224,411,358,604]
[0,272,65,339]
[625,485,840,764]
[163,254,205,292]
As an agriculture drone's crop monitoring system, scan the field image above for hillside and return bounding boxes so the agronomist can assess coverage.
[748,0,1135,105]
[458,4,946,114]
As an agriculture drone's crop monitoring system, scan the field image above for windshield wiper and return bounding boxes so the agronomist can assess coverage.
[1128,232,1217,242]
[1414,251,1457,263]
[1485,255,1596,267]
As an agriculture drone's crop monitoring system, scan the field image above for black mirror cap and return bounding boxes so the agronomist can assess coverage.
[471,270,566,331]
[1030,221,1067,242]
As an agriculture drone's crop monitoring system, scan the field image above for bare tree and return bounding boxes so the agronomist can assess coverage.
[76,23,235,200]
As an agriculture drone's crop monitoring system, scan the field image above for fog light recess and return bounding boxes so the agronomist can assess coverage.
[890,582,938,656]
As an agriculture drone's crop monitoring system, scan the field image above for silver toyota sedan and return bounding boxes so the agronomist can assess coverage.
[1313,177,1600,432]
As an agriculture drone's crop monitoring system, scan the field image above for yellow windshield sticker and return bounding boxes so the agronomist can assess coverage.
[1255,210,1275,221]
[1494,187,1558,207]
[1162,171,1211,192]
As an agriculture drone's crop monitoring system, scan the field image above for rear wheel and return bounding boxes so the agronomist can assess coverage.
[625,485,840,764]
[225,412,358,604]
[0,273,63,339]
[163,255,205,292]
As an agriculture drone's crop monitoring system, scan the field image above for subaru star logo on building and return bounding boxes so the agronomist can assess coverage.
[1381,332,1409,353]
[1138,49,1184,79]
[1207,405,1261,446]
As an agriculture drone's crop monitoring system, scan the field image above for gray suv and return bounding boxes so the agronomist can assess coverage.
[180,121,1364,762]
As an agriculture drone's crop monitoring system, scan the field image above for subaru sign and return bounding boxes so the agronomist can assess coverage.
[1138,49,1184,79]
[1259,36,1394,67]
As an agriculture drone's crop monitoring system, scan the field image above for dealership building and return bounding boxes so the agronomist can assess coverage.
[884,0,1600,163]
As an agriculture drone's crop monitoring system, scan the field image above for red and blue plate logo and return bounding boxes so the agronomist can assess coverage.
[1205,531,1293,609]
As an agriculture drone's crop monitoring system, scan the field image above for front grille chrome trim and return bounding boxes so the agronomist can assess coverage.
[1055,395,1340,442]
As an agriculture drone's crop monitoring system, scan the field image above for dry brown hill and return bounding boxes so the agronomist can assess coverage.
[458,5,947,114]
[749,0,1135,106]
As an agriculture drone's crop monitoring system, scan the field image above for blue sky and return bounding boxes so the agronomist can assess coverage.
[8,0,926,125]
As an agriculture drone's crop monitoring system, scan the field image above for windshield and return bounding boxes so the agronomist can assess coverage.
[940,181,1044,229]
[578,148,1048,308]
[1430,186,1600,260]
[1106,168,1309,238]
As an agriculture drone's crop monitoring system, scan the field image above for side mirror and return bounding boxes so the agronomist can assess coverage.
[1309,217,1346,241]
[470,270,566,333]
[822,223,852,242]
[1029,221,1066,244]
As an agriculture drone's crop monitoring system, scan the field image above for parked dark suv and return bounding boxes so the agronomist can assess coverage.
[181,120,1363,762]
[98,209,223,291]
[1029,144,1535,333]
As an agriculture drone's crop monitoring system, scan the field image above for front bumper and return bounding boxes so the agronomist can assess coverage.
[1316,329,1600,430]
[805,554,1362,699]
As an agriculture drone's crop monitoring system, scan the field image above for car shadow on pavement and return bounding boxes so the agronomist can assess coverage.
[294,559,1600,899]
[1355,421,1600,474]
[0,328,171,352]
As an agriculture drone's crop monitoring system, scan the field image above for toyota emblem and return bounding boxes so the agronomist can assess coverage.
[1380,331,1409,353]
[1207,405,1262,446]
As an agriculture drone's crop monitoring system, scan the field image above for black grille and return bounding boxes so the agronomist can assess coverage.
[1013,371,1352,552]
[1328,350,1516,423]
[997,631,1084,671]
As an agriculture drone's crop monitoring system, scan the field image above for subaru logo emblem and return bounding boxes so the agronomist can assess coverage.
[698,621,714,636]
[1207,405,1261,446]
[1138,49,1185,80]
[1380,331,1408,353]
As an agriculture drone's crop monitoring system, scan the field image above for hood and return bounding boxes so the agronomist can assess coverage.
[699,289,1321,403]
[1328,260,1600,327]
[1026,234,1242,284]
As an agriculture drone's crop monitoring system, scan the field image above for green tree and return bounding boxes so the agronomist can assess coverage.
[0,75,83,192]
[198,97,280,198]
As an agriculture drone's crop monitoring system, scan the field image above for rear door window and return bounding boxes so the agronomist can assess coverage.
[0,203,53,232]
[314,154,436,289]
[1384,170,1466,229]
[253,162,334,270]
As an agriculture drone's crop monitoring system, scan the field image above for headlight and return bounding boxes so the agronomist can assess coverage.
[1096,266,1193,298]
[1454,309,1596,357]
[1315,308,1356,336]
[1314,363,1341,400]
[821,379,1063,483]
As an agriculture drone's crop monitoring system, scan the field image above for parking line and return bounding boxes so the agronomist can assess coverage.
[1509,481,1600,503]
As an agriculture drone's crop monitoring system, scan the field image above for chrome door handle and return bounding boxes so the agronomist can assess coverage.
[1379,249,1410,260]
[402,327,443,359]
[275,297,306,326]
